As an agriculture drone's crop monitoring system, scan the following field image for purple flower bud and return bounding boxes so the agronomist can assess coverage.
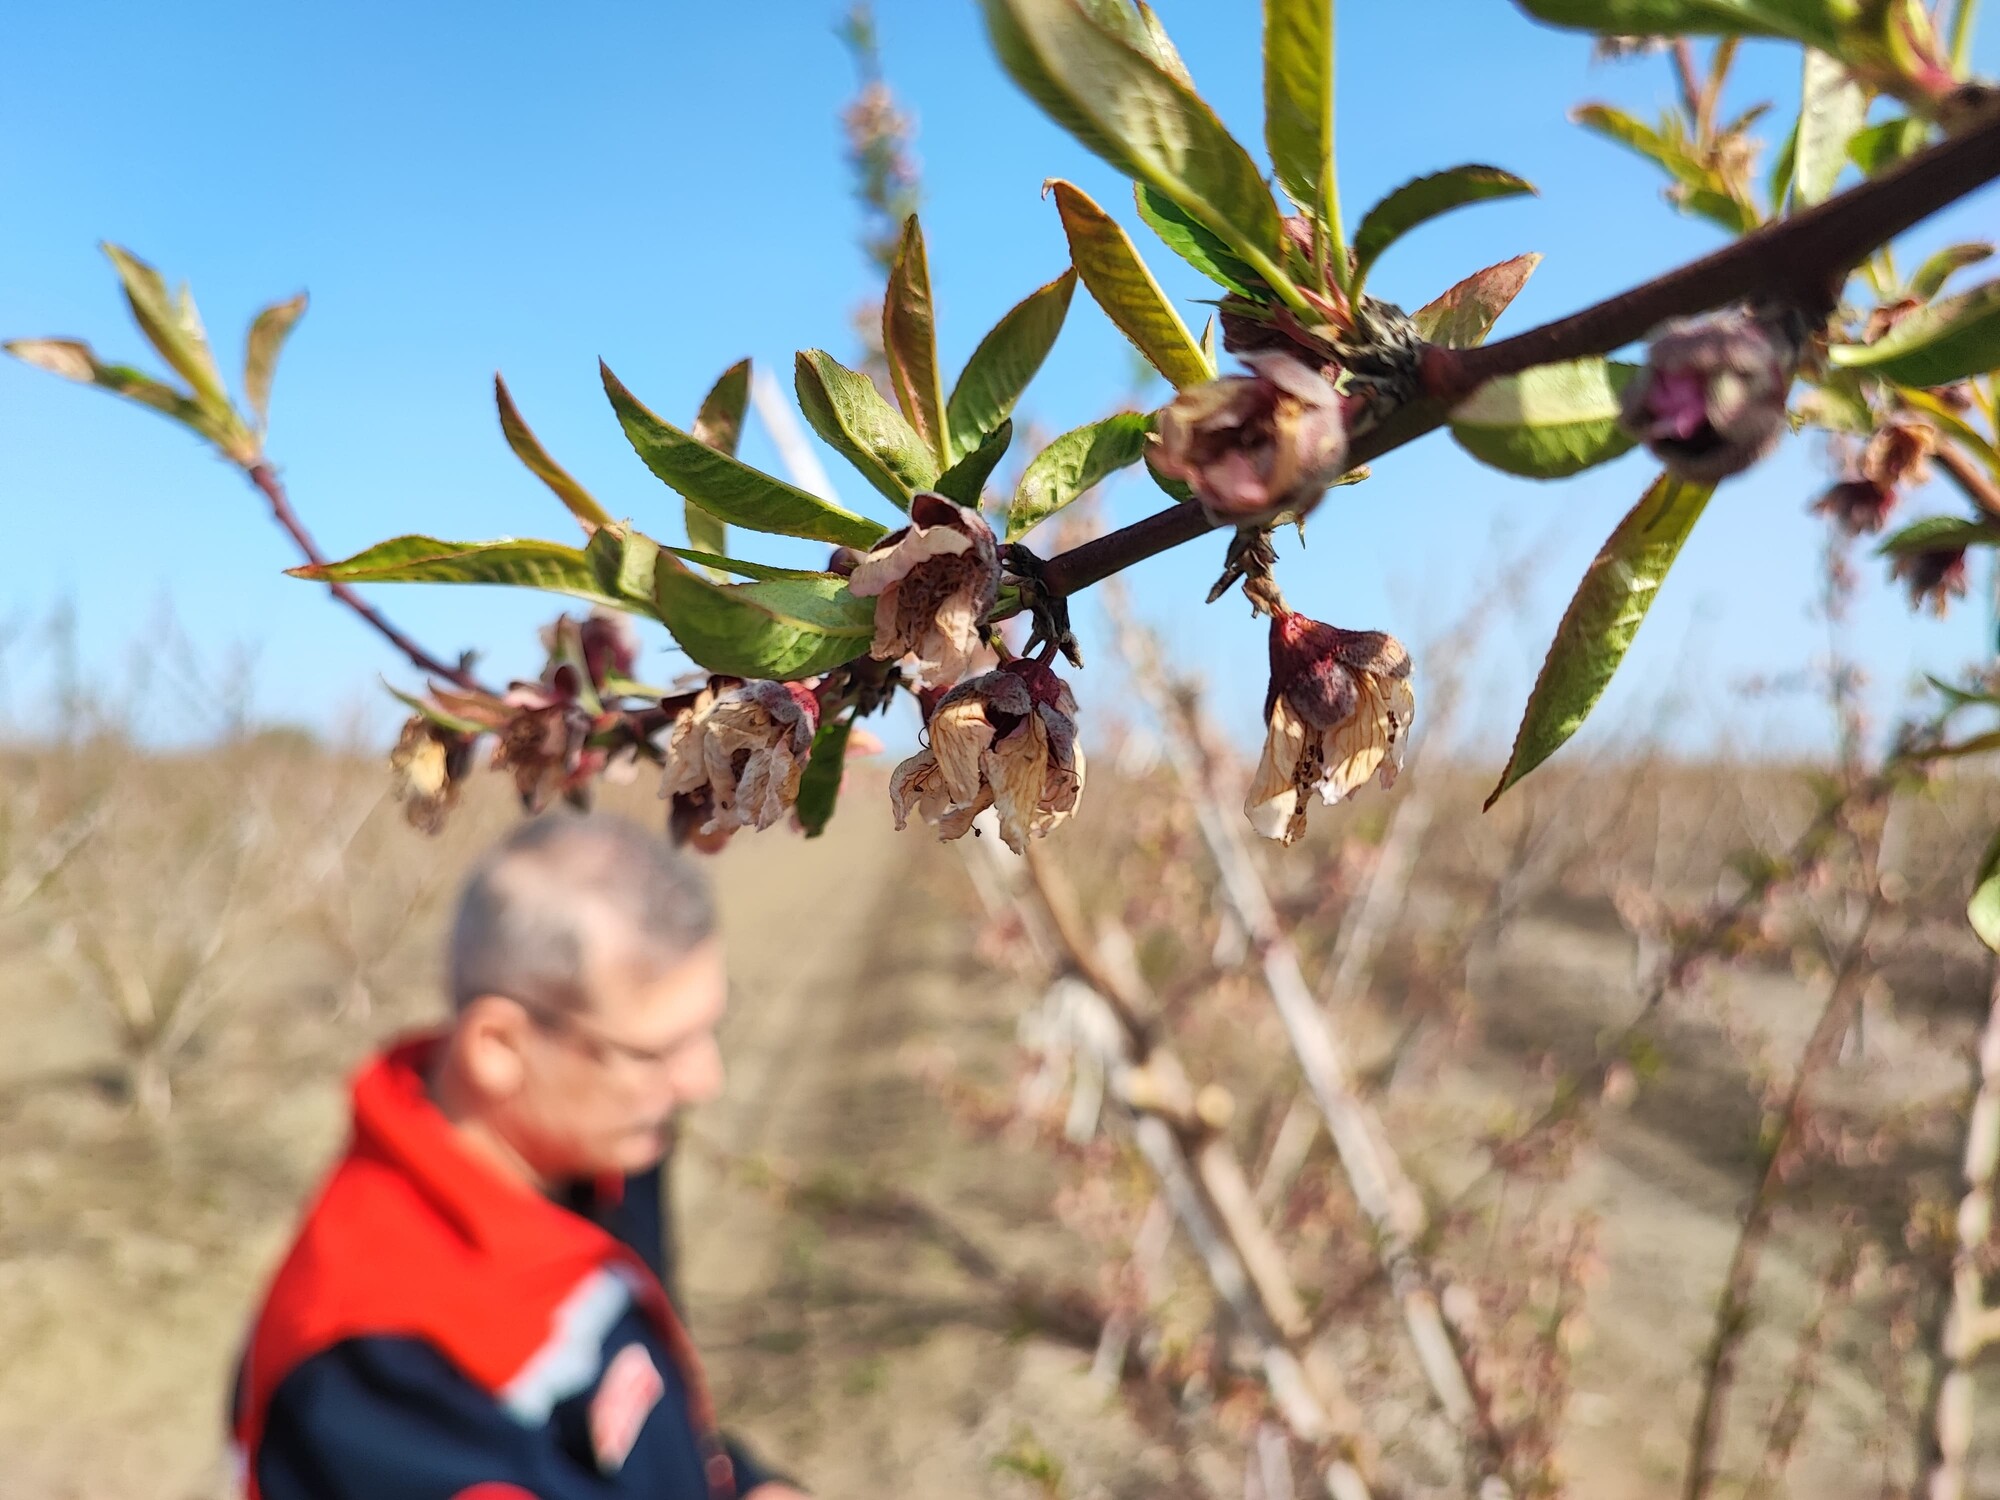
[1620,305,1802,484]
[1152,353,1349,529]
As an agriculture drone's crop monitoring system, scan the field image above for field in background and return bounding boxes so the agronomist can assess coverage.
[1,733,1997,1499]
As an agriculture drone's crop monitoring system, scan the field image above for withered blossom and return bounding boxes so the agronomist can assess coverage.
[1245,610,1413,845]
[1619,305,1802,484]
[1814,417,1935,537]
[1152,352,1350,529]
[661,677,820,846]
[1892,544,1970,616]
[889,657,1084,854]
[388,716,476,835]
[1813,479,1897,536]
[846,491,1000,689]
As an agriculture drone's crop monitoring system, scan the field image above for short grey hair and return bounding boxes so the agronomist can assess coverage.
[448,813,716,1015]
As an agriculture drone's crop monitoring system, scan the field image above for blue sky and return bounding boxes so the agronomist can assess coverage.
[2,2,1995,757]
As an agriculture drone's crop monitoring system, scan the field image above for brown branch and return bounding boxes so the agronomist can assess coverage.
[1934,440,2000,520]
[246,462,488,693]
[1040,108,2000,601]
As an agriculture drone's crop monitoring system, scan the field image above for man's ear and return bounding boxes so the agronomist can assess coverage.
[459,995,530,1099]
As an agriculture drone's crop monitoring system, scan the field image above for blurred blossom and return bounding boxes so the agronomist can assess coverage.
[1152,353,1349,528]
[1891,544,1970,615]
[662,677,820,847]
[1620,305,1802,483]
[388,716,474,835]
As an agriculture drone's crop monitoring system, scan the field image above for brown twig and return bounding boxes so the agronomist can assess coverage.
[1934,440,2000,520]
[1755,1233,1864,1495]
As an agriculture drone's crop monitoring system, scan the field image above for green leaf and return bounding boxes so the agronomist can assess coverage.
[1876,514,2000,556]
[1795,51,1866,207]
[1412,253,1542,349]
[1449,358,1641,478]
[1847,117,1929,175]
[495,374,615,535]
[1263,0,1335,213]
[1679,187,1759,235]
[601,363,886,550]
[1896,387,2000,474]
[100,244,234,422]
[585,525,664,606]
[1486,471,1715,809]
[1350,166,1535,290]
[1135,183,1261,296]
[1573,104,1745,219]
[934,418,1014,506]
[1051,180,1214,390]
[1511,0,1838,51]
[3,336,230,446]
[652,556,873,681]
[1911,244,1995,301]
[243,292,307,431]
[884,215,949,465]
[945,269,1076,464]
[980,0,1284,288]
[288,534,625,607]
[1008,411,1152,541]
[1829,280,2000,387]
[689,358,752,562]
[795,348,940,510]
[384,682,494,737]
[1970,825,2000,952]
[665,548,832,583]
[795,717,854,838]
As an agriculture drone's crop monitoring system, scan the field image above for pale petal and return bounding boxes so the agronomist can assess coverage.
[1244,700,1310,843]
[929,694,996,805]
[847,523,974,598]
[985,710,1052,856]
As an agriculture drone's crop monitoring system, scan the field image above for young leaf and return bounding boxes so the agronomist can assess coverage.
[243,292,308,431]
[980,0,1284,283]
[1847,117,1929,175]
[288,534,625,607]
[1350,166,1535,290]
[945,269,1076,464]
[689,358,752,561]
[795,348,940,510]
[884,216,949,465]
[1051,180,1214,390]
[934,418,1014,505]
[1134,184,1261,295]
[795,716,854,838]
[1876,514,2000,556]
[585,524,663,606]
[1512,0,1830,50]
[1794,50,1865,207]
[665,549,832,583]
[602,363,886,549]
[4,337,229,446]
[1911,244,1995,301]
[1970,825,2000,952]
[1008,411,1152,541]
[1263,0,1335,214]
[495,374,615,535]
[1449,358,1641,478]
[100,244,233,420]
[1486,471,1715,808]
[652,555,873,681]
[1828,279,2000,387]
[1411,253,1542,349]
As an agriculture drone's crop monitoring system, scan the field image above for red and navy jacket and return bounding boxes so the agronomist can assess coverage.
[230,1033,778,1500]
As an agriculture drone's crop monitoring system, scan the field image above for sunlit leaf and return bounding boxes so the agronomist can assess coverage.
[1008,410,1152,541]
[795,716,854,838]
[689,358,751,562]
[1487,471,1715,808]
[1412,253,1542,349]
[795,348,939,510]
[1970,825,2000,951]
[1876,513,2000,556]
[934,418,1014,505]
[495,374,615,535]
[884,215,949,464]
[4,336,229,445]
[101,244,233,421]
[585,524,663,606]
[1051,180,1214,390]
[1896,386,2000,474]
[1513,0,1837,51]
[602,363,886,549]
[1263,0,1335,213]
[1135,183,1260,296]
[1795,50,1866,206]
[652,554,873,681]
[1449,358,1641,478]
[288,534,626,607]
[243,292,307,431]
[1829,279,2000,387]
[1847,116,1929,175]
[1351,165,1535,290]
[945,269,1076,464]
[1911,244,1995,301]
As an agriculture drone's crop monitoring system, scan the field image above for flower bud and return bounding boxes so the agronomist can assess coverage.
[661,677,820,844]
[1892,544,1969,616]
[1151,352,1349,528]
[1619,305,1802,484]
[889,657,1084,853]
[1245,610,1413,845]
[846,491,1000,689]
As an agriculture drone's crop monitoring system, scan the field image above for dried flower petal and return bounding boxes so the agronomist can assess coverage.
[661,678,819,844]
[1892,545,1970,616]
[847,491,1000,688]
[1152,352,1349,528]
[389,716,475,835]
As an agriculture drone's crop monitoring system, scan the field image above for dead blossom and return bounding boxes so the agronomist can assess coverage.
[1151,351,1349,529]
[1245,609,1414,846]
[889,657,1084,854]
[661,677,820,846]
[388,716,475,835]
[1619,304,1803,484]
[1892,545,1970,616]
[846,491,1000,689]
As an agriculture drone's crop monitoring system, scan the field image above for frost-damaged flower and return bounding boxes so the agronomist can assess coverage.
[1245,610,1414,846]
[846,491,1000,688]
[1619,304,1804,484]
[890,658,1084,854]
[1814,418,1936,537]
[1151,352,1349,529]
[388,716,476,835]
[1892,544,1970,616]
[661,677,819,847]
[1814,479,1898,536]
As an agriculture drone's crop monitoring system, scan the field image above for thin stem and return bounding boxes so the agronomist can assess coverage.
[1935,440,2000,520]
[1039,107,2000,601]
[1673,39,1705,127]
[245,462,487,693]
[1951,0,1982,74]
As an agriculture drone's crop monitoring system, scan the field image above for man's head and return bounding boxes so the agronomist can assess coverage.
[441,813,725,1184]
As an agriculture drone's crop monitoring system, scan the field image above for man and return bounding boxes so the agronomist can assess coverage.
[231,814,804,1500]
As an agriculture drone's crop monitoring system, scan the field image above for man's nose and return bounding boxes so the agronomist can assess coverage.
[670,1037,725,1108]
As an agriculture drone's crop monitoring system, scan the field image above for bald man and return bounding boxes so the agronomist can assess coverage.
[230,815,804,1500]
